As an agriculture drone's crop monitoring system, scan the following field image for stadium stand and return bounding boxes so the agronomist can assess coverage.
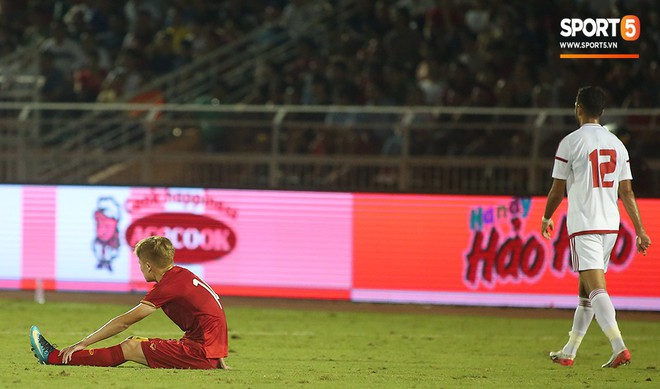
[0,0,658,196]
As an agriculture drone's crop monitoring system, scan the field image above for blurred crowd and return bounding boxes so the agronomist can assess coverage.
[0,0,658,190]
[1,0,657,108]
[0,0,278,103]
[228,0,659,186]
[244,0,659,111]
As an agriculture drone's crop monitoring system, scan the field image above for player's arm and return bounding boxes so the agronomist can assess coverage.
[541,178,566,239]
[59,303,156,363]
[618,179,652,255]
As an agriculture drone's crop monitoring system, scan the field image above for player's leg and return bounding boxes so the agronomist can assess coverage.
[120,337,149,366]
[581,269,630,367]
[579,234,630,368]
[550,277,594,365]
[564,281,594,357]
[30,325,126,367]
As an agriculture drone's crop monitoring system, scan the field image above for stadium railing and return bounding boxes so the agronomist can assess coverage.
[0,102,658,196]
[0,40,41,73]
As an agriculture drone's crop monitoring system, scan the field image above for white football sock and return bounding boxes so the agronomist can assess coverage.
[561,297,594,357]
[590,289,626,353]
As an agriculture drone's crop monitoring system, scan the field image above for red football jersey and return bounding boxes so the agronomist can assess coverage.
[141,266,228,358]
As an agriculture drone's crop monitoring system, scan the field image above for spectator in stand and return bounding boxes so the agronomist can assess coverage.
[39,49,74,103]
[254,4,284,47]
[124,0,162,33]
[464,0,490,34]
[97,71,125,103]
[645,60,659,106]
[0,25,16,65]
[147,30,176,75]
[243,59,281,104]
[396,0,436,25]
[383,7,422,73]
[122,8,156,51]
[195,82,231,153]
[404,84,439,156]
[610,125,654,197]
[443,61,473,106]
[98,48,145,101]
[80,32,111,71]
[293,38,326,104]
[21,3,52,46]
[38,48,75,145]
[63,4,90,38]
[325,59,356,99]
[97,12,127,60]
[320,83,355,163]
[74,50,107,102]
[531,84,564,159]
[189,21,223,57]
[302,75,331,106]
[383,64,411,105]
[381,88,425,157]
[280,0,328,39]
[172,36,195,69]
[217,0,261,34]
[67,1,115,36]
[353,81,396,153]
[40,20,87,75]
[508,59,535,108]
[163,5,192,55]
[116,48,147,99]
[416,58,445,105]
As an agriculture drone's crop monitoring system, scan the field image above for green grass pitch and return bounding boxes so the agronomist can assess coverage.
[2,296,659,388]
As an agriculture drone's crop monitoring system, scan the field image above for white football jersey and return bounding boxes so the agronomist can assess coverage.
[552,123,632,236]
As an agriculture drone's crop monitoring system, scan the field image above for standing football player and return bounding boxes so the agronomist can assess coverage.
[541,86,651,368]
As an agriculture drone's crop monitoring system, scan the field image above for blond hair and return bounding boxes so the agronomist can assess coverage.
[134,236,175,268]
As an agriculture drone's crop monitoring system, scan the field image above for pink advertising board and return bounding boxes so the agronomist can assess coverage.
[1,185,659,310]
[3,185,352,299]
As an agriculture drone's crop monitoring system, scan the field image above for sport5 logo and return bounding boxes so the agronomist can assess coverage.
[560,15,640,41]
[126,213,237,263]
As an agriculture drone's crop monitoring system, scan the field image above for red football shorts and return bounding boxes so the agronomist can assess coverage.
[135,337,220,369]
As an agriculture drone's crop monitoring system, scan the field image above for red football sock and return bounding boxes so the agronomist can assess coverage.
[48,345,125,367]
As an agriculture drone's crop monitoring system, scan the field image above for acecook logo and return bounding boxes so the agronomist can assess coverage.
[126,213,237,263]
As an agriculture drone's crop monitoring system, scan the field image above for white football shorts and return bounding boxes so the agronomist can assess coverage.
[569,233,618,272]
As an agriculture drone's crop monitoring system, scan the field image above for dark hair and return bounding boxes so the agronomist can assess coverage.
[576,86,605,117]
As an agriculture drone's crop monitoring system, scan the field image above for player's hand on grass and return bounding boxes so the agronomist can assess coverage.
[218,358,231,370]
[59,342,87,364]
[541,217,554,239]
[636,232,651,256]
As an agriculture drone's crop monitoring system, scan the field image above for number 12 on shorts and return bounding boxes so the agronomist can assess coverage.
[589,149,616,188]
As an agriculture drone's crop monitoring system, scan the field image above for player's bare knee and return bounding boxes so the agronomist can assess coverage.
[579,270,607,294]
[118,337,149,365]
[120,338,141,355]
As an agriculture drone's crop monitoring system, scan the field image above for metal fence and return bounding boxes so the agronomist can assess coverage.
[1,102,658,196]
